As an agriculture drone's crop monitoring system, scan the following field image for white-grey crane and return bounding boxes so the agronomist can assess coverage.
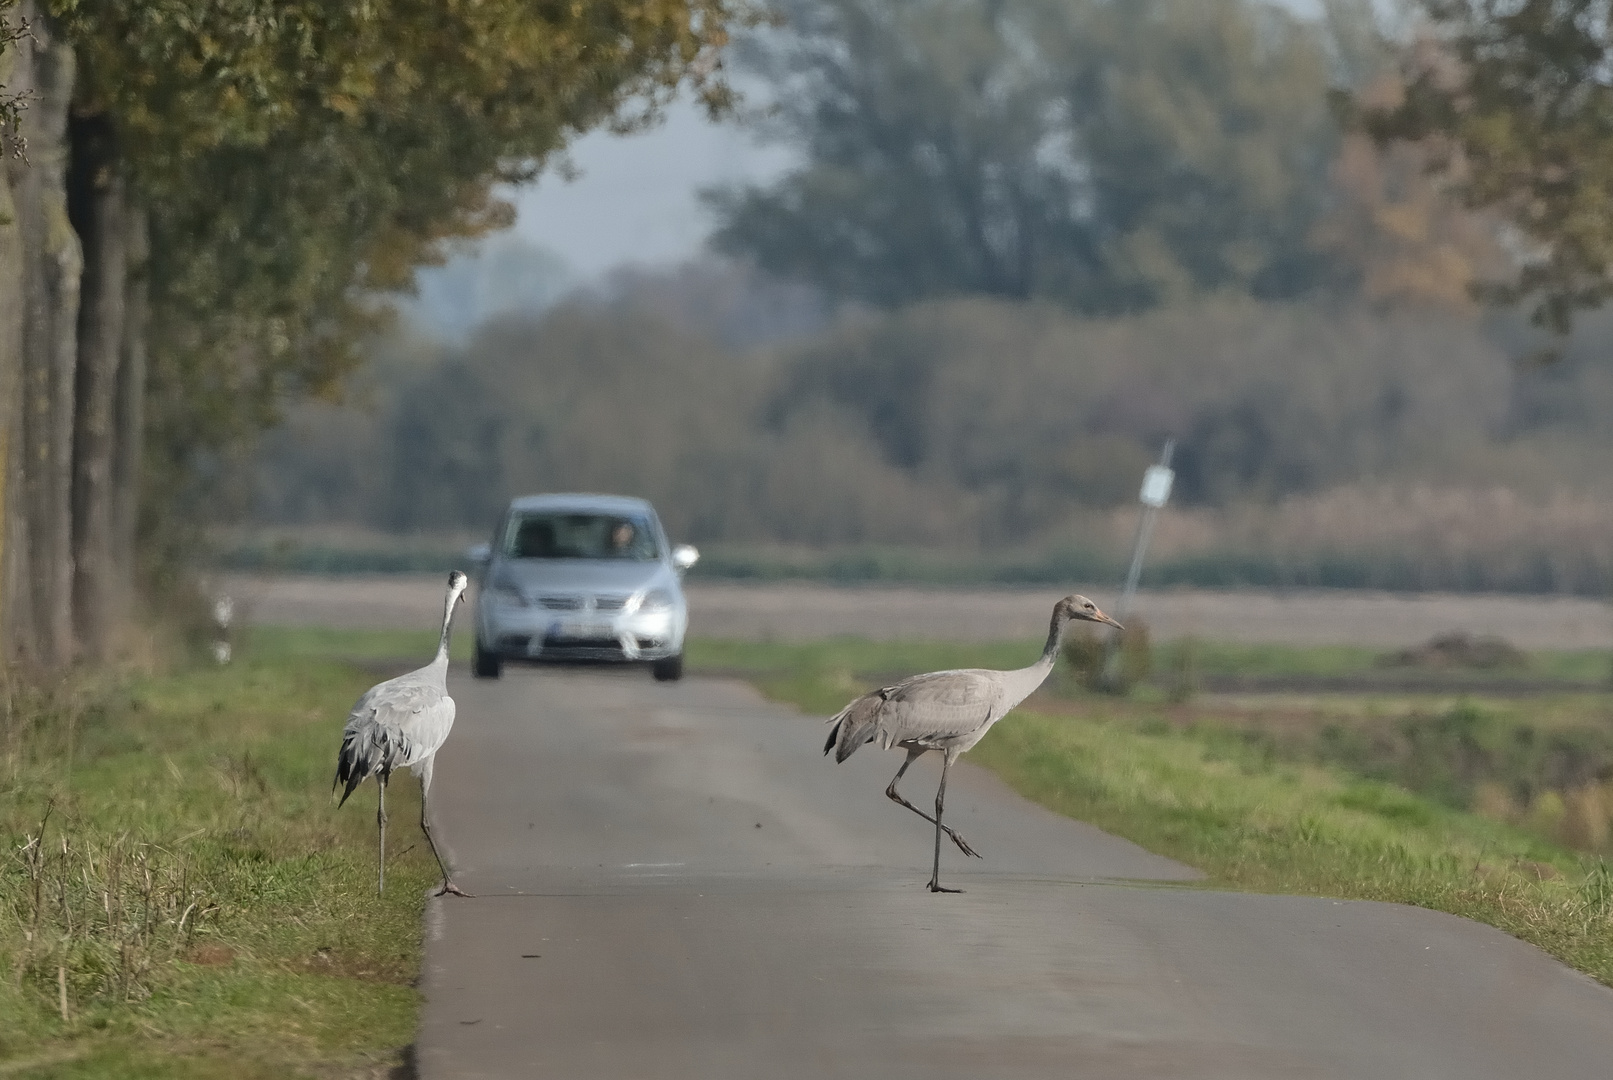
[335,570,472,896]
[823,594,1122,892]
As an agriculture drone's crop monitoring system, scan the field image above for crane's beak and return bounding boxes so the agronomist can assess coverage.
[1092,611,1123,631]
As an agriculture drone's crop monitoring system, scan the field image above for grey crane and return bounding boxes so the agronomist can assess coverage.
[335,570,472,896]
[823,594,1122,892]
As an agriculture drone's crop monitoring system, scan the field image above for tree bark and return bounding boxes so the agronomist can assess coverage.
[112,201,147,625]
[13,10,80,669]
[68,109,125,661]
[0,2,30,661]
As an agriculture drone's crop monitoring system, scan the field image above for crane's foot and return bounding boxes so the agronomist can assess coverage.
[927,880,963,894]
[945,828,981,858]
[435,880,475,898]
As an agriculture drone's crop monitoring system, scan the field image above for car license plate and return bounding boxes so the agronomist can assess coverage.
[554,620,612,640]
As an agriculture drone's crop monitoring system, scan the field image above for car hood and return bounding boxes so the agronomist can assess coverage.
[492,558,672,597]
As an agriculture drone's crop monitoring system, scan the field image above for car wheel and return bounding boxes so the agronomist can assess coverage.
[474,640,502,679]
[652,654,684,682]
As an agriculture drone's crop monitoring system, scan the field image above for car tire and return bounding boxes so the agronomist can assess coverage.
[652,654,684,682]
[474,640,502,679]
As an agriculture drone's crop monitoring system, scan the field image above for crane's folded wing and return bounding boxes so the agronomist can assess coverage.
[875,670,1001,743]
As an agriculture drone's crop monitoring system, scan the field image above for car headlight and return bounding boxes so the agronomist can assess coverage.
[637,588,674,612]
[490,584,528,607]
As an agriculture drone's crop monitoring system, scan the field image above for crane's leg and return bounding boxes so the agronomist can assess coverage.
[886,748,980,857]
[928,753,963,893]
[376,773,388,896]
[418,756,473,898]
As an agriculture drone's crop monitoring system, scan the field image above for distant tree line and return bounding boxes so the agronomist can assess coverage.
[0,0,741,668]
[255,265,1610,553]
[249,0,1613,561]
[100,0,1613,595]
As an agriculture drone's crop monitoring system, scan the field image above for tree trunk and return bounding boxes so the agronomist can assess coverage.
[0,3,30,661]
[13,10,80,669]
[68,109,125,661]
[112,202,147,626]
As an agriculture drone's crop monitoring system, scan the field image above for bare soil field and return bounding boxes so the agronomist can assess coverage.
[212,573,1613,649]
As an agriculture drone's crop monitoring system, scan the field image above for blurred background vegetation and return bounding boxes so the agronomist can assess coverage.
[228,0,1613,594]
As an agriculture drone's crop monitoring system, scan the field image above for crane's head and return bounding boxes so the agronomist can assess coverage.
[447,570,469,605]
[1058,594,1122,630]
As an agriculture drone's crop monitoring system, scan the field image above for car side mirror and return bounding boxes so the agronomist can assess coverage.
[672,544,699,573]
[465,543,491,571]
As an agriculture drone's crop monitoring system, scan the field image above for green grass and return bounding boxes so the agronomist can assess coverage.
[690,634,1612,690]
[241,624,472,664]
[690,635,1613,985]
[1153,640,1380,678]
[235,624,1609,685]
[1168,640,1612,683]
[1528,650,1613,683]
[0,655,436,1078]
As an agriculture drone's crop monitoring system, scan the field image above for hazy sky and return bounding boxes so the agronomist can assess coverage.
[511,91,791,280]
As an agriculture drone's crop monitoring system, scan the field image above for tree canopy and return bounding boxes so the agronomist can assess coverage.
[0,0,748,663]
[66,0,747,564]
[709,0,1355,313]
[63,0,741,408]
[1352,0,1613,332]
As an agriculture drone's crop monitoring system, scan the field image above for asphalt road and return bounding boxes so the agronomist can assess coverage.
[418,668,1613,1079]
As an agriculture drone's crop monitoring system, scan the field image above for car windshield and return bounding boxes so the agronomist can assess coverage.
[502,512,660,561]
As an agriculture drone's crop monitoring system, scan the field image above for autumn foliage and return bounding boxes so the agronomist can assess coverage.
[0,0,746,666]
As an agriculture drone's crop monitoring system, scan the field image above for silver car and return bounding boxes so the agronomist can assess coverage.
[467,493,699,681]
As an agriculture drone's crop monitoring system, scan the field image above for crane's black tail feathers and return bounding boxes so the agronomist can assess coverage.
[823,694,881,763]
[822,719,841,757]
[334,723,395,807]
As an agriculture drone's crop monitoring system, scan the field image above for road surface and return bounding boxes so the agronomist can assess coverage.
[417,668,1613,1079]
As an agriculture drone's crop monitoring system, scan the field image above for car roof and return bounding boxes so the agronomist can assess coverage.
[506,493,658,517]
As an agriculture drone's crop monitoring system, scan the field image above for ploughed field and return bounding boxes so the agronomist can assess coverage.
[213,572,1613,649]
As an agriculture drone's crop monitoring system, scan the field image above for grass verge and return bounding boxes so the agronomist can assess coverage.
[688,636,1613,985]
[241,624,472,665]
[0,654,436,1078]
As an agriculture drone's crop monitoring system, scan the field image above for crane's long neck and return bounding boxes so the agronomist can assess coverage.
[998,611,1068,713]
[433,589,460,667]
[1038,608,1066,666]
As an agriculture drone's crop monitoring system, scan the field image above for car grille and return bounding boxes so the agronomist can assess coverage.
[536,594,632,611]
[542,637,626,657]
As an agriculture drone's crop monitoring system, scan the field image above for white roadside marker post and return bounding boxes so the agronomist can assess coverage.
[1100,440,1174,689]
[213,595,234,664]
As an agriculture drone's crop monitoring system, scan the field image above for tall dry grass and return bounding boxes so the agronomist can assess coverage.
[9,808,215,1015]
[1088,484,1613,593]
